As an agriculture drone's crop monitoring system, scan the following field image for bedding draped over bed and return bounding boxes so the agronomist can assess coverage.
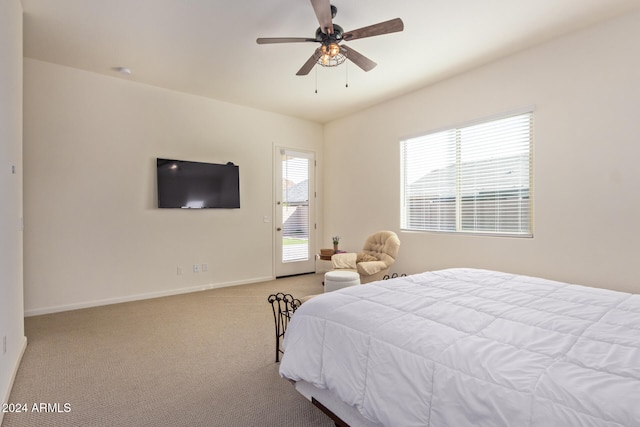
[279,268,640,427]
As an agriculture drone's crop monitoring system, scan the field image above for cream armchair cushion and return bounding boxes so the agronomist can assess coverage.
[331,231,400,284]
[331,252,357,270]
[357,260,388,277]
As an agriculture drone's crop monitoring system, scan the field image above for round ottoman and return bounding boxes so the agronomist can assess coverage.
[324,270,360,293]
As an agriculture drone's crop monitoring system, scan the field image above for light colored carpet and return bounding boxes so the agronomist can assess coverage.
[2,274,334,427]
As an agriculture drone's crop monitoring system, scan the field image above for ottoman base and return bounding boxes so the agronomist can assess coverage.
[324,271,360,293]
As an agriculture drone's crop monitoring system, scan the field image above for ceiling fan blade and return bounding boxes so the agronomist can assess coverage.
[341,45,377,72]
[256,37,317,44]
[343,18,404,41]
[310,0,334,34]
[296,48,321,76]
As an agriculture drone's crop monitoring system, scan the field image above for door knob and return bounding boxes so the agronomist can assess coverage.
[276,227,282,231]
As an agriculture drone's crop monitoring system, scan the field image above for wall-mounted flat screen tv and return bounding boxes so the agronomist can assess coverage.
[156,158,240,209]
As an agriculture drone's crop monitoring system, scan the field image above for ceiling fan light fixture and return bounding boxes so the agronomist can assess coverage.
[318,42,346,67]
[322,42,340,57]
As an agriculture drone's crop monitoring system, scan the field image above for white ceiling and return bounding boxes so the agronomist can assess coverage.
[21,0,640,124]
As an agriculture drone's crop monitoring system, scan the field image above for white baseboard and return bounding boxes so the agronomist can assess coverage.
[24,276,274,317]
[1,336,27,426]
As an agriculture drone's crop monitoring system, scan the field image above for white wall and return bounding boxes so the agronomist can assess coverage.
[324,10,640,294]
[0,0,27,418]
[23,60,323,315]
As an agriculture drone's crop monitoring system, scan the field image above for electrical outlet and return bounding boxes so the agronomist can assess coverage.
[202,263,208,272]
[3,336,6,355]
[193,264,199,273]
[177,266,182,275]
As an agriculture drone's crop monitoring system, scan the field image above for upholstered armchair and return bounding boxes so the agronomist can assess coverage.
[331,231,400,283]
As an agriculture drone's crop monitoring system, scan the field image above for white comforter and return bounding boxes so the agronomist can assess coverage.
[279,268,640,427]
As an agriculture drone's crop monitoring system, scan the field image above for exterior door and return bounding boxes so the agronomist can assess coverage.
[274,148,316,277]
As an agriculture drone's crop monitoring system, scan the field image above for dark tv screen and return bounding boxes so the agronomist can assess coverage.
[156,158,240,209]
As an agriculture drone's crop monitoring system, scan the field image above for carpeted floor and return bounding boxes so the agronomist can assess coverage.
[2,274,333,427]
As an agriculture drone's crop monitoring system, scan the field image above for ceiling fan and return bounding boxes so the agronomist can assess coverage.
[256,0,404,76]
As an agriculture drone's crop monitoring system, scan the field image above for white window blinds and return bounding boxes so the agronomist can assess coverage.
[281,152,311,262]
[401,111,533,236]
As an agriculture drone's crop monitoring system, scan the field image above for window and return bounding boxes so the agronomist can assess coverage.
[401,111,533,236]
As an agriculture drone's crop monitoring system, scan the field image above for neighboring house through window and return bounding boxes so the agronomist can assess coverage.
[400,110,533,236]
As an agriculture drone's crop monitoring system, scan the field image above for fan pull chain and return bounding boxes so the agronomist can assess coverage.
[345,60,349,88]
[315,67,318,94]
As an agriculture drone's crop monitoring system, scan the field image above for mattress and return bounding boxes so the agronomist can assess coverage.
[279,268,640,426]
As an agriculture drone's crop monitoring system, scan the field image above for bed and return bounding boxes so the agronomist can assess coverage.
[279,268,640,427]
